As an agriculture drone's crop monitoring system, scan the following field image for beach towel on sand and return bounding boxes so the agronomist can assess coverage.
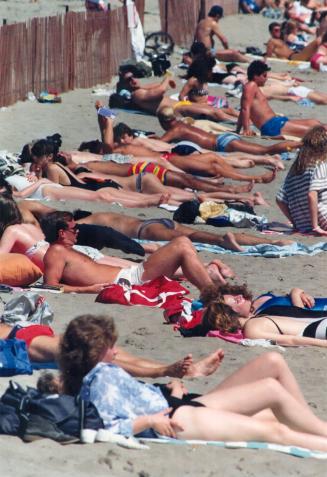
[96,276,190,310]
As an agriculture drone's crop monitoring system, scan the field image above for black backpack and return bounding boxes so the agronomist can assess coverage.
[0,381,103,439]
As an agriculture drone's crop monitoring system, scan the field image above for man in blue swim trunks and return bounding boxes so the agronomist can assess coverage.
[237,60,327,138]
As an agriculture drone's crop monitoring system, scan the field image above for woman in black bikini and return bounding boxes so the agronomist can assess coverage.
[200,284,327,347]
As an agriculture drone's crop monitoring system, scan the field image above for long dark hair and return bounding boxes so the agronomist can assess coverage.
[0,195,22,236]
[186,56,215,83]
[59,315,118,395]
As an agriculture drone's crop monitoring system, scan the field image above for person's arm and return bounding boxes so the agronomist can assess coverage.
[44,164,60,183]
[265,39,275,58]
[289,288,315,308]
[236,83,255,136]
[276,197,294,224]
[159,129,179,143]
[212,23,229,49]
[12,179,53,199]
[245,323,327,347]
[307,190,327,235]
[136,78,176,101]
[179,78,195,101]
[43,247,108,293]
[0,227,18,253]
[133,410,183,437]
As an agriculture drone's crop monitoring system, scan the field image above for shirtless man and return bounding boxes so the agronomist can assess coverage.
[118,71,237,122]
[42,216,235,292]
[237,60,327,138]
[194,5,250,63]
[157,106,299,157]
[266,21,321,60]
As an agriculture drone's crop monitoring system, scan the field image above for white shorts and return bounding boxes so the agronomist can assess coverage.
[288,86,312,99]
[114,263,145,286]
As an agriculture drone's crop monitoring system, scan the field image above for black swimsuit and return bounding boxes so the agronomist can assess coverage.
[55,163,122,190]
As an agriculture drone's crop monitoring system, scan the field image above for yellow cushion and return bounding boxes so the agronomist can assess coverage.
[0,254,42,286]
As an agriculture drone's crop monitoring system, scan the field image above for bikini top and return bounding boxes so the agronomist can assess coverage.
[254,293,327,319]
[189,87,209,98]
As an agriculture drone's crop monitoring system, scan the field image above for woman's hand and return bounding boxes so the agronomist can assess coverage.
[300,291,315,309]
[149,409,184,438]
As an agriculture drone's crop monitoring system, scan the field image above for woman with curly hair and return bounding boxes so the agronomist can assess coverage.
[276,126,327,236]
[200,283,327,347]
[58,313,327,450]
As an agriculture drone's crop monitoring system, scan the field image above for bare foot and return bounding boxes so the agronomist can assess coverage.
[256,168,277,184]
[228,158,255,169]
[264,155,285,171]
[230,181,254,193]
[221,232,243,252]
[142,243,162,253]
[166,354,193,378]
[158,193,171,205]
[186,350,224,378]
[253,191,270,207]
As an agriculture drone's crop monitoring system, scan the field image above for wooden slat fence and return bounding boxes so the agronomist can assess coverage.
[0,2,145,107]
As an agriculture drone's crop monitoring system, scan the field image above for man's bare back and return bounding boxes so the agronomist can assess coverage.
[161,122,216,150]
[194,18,217,49]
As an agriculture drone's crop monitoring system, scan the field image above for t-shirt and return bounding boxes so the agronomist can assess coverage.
[80,362,168,436]
[276,161,327,231]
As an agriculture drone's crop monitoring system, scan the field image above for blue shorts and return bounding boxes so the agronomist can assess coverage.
[260,116,289,137]
[215,133,239,152]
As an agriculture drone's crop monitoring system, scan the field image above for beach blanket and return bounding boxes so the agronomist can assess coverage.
[141,437,327,459]
[137,240,327,258]
[95,276,190,311]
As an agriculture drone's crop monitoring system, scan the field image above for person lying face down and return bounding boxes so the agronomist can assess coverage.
[58,313,327,451]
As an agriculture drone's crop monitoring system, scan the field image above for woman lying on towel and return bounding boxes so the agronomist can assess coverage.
[59,314,327,450]
[199,283,327,347]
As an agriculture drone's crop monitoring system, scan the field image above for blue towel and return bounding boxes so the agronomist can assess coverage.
[138,240,327,257]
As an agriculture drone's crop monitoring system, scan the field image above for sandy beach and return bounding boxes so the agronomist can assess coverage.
[0,2,327,476]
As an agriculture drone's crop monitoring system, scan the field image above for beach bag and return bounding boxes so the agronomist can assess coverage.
[1,293,54,326]
[1,381,104,438]
[0,402,20,434]
[0,339,33,377]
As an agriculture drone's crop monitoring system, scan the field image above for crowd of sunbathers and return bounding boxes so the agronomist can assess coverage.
[1,2,327,451]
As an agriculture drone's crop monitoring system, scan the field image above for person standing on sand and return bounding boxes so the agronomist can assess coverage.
[194,5,250,63]
[237,60,327,138]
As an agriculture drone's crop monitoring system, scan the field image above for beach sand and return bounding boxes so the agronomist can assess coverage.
[0,3,327,476]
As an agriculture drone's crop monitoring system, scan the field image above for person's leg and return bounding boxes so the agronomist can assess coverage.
[28,335,61,362]
[194,377,327,439]
[291,39,320,61]
[216,50,250,63]
[173,406,327,451]
[307,91,327,105]
[141,236,214,290]
[233,231,293,246]
[227,138,299,155]
[213,352,307,405]
[281,119,324,137]
[95,100,114,152]
[175,103,236,123]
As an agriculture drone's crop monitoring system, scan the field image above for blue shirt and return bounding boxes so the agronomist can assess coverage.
[80,362,168,436]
